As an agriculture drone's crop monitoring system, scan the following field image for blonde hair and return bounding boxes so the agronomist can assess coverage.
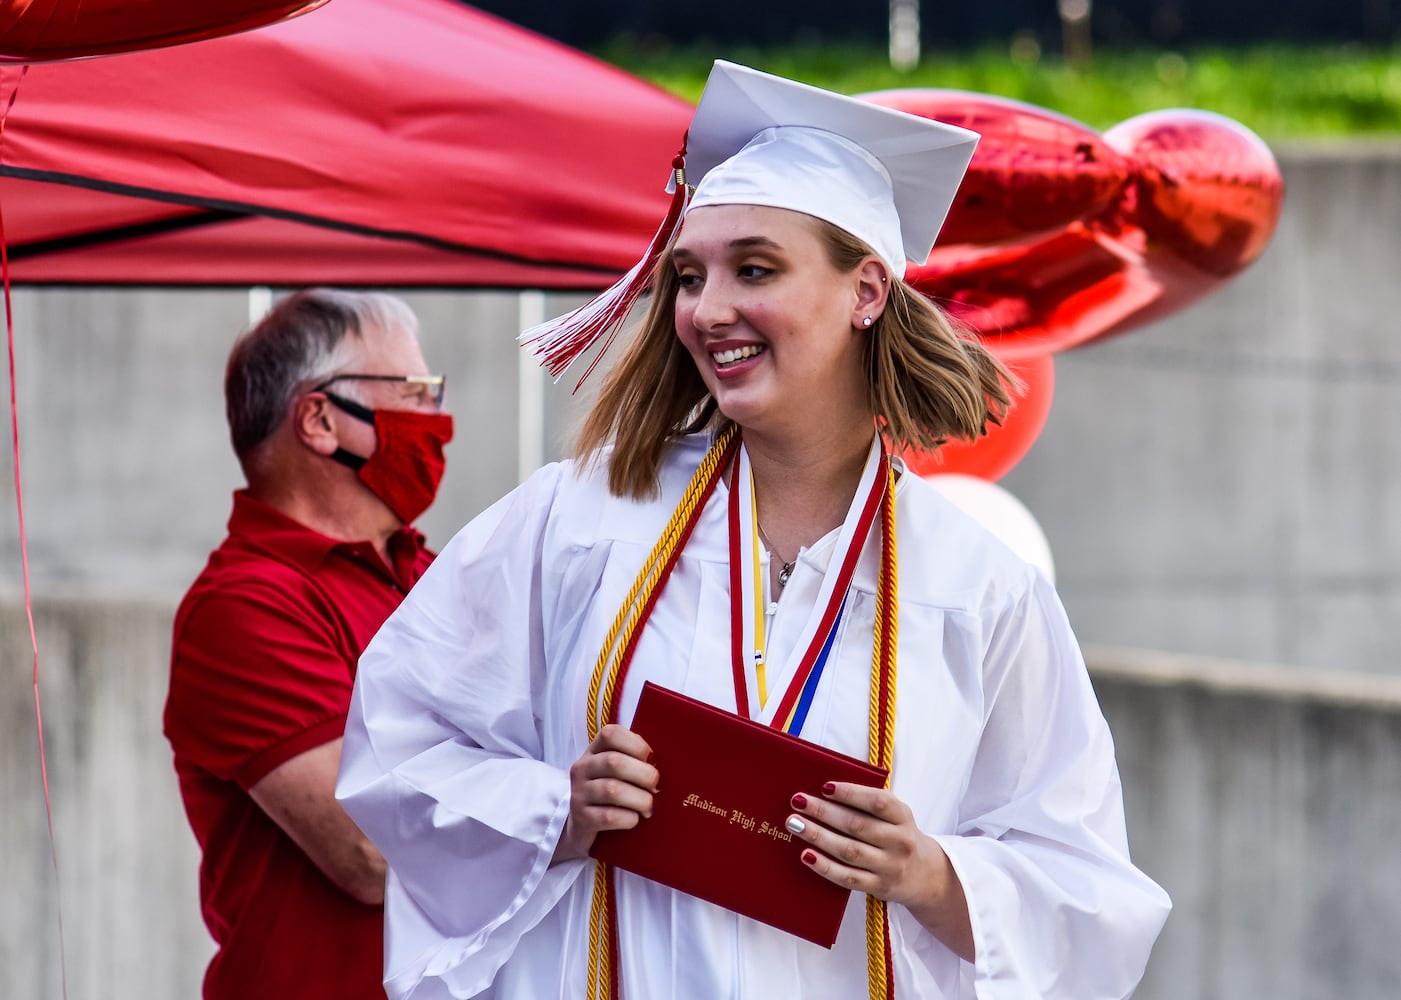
[576,217,1015,499]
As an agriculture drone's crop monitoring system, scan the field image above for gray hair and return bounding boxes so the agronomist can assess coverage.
[224,288,419,462]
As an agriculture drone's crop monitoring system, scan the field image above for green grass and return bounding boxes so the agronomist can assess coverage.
[596,41,1401,140]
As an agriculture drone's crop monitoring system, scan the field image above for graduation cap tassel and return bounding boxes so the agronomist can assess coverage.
[523,146,690,389]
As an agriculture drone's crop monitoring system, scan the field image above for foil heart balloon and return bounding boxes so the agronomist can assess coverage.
[868,91,1283,479]
[862,89,1132,248]
[874,92,1284,361]
[1110,108,1283,278]
[911,224,1143,362]
[900,350,1055,483]
[0,0,332,62]
[1078,108,1285,346]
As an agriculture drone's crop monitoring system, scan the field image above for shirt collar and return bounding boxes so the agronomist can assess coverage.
[227,489,427,578]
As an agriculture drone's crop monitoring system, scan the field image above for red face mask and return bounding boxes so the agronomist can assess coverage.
[327,395,454,524]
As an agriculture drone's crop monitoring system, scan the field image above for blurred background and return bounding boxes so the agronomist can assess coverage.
[3,1,1400,997]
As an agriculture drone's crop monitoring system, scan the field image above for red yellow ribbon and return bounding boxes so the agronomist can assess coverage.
[585,429,899,999]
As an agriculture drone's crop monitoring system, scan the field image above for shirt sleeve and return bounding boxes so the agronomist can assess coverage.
[929,570,1171,1000]
[168,573,357,790]
[336,464,587,1000]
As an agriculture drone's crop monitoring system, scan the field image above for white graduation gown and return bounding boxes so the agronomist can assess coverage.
[337,434,1170,1000]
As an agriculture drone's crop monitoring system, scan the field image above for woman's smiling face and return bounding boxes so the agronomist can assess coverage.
[671,203,873,438]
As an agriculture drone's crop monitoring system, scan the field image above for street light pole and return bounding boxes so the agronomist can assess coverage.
[1058,0,1092,65]
[890,0,919,71]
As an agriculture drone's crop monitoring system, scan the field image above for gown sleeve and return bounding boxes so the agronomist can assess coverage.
[336,463,587,1000]
[930,569,1172,1000]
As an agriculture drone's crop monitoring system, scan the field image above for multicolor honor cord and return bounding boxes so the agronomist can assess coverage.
[726,438,887,739]
[585,429,899,999]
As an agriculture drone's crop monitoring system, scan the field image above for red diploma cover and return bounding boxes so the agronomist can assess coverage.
[590,681,889,948]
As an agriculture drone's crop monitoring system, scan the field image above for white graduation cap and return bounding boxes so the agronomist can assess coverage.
[525,60,980,383]
[685,60,978,273]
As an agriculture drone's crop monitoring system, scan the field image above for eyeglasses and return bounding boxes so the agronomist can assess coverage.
[312,373,446,410]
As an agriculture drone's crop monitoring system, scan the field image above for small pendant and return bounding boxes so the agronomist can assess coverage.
[778,561,794,588]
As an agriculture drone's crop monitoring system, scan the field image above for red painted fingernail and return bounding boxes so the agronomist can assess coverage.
[791,793,808,809]
[822,782,836,796]
[802,850,818,865]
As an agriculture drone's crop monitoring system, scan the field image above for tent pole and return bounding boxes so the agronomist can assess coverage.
[248,286,273,327]
[517,290,546,480]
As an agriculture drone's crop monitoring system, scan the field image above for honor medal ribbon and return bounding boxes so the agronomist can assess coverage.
[727,437,888,738]
[586,429,899,999]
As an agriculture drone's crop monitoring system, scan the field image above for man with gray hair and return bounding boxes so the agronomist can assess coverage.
[164,288,453,1000]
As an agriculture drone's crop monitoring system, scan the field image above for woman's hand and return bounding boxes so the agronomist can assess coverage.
[551,724,659,865]
[787,782,975,963]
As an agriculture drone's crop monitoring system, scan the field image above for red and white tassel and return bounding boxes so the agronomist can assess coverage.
[522,148,690,388]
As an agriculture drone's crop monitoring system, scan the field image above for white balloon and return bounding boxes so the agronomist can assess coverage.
[923,474,1056,584]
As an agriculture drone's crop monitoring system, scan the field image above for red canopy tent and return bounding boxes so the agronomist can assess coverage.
[0,0,692,288]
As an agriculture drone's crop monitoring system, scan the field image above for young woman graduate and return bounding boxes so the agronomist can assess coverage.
[336,61,1171,1000]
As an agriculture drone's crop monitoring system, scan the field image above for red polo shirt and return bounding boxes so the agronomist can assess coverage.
[164,490,434,1000]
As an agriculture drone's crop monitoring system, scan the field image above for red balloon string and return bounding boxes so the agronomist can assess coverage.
[1,62,70,1000]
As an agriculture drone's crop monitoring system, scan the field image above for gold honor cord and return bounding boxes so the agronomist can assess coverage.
[864,466,899,999]
[585,426,740,741]
[584,430,899,999]
[585,427,738,1000]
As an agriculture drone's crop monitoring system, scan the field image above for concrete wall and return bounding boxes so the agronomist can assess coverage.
[0,287,588,996]
[1001,142,1401,675]
[0,286,594,602]
[1092,646,1401,1000]
[6,599,1401,1000]
[4,146,1398,673]
[2,598,209,1000]
[3,148,1401,996]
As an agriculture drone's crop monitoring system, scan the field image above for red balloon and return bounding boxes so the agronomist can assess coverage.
[0,0,332,63]
[1109,108,1284,278]
[862,89,1130,248]
[900,349,1055,482]
[910,224,1146,362]
[1074,108,1286,346]
[884,95,1283,360]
